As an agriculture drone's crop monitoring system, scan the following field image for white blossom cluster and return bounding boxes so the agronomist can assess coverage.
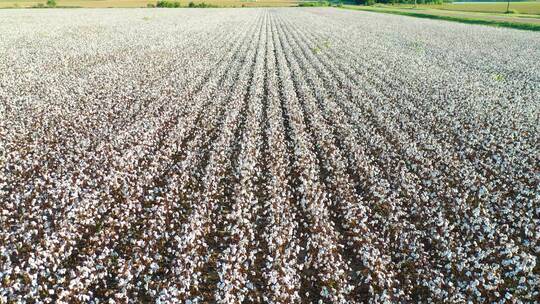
[1,7,539,304]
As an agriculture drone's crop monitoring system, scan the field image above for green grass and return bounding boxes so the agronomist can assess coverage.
[298,0,330,6]
[373,2,540,15]
[432,2,540,15]
[342,5,540,31]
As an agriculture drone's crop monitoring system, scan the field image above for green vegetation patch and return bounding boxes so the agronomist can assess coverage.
[188,1,218,7]
[156,0,181,7]
[342,5,540,31]
[298,0,331,6]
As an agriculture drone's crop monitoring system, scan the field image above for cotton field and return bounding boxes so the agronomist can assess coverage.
[0,7,539,303]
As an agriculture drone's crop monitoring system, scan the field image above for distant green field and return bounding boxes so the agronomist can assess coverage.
[342,4,540,31]
[369,2,540,15]
[0,0,297,8]
[430,2,540,15]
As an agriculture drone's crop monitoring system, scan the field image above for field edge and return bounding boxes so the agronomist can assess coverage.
[340,5,540,31]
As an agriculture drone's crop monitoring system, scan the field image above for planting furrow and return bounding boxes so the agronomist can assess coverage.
[259,10,303,303]
[246,11,272,301]
[272,11,352,303]
[156,11,265,303]
[214,11,269,304]
[208,12,267,302]
[274,13,404,302]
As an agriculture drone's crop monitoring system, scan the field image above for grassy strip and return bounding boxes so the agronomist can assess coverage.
[341,5,540,31]
[371,3,540,20]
